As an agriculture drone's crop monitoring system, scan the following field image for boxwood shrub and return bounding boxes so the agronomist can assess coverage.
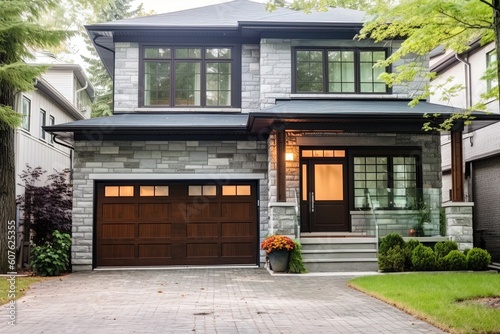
[442,250,467,271]
[379,233,405,255]
[411,244,436,271]
[466,248,492,271]
[378,245,405,272]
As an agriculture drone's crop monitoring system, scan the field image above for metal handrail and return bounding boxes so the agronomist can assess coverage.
[366,190,379,256]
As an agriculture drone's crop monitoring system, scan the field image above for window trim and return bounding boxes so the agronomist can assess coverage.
[138,44,241,108]
[292,47,391,95]
[40,108,46,140]
[486,49,497,92]
[49,115,55,144]
[21,96,31,131]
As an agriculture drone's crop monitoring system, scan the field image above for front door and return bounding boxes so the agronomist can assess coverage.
[300,149,349,232]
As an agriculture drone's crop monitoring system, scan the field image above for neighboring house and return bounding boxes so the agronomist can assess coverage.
[15,51,94,263]
[430,42,500,263]
[46,0,499,272]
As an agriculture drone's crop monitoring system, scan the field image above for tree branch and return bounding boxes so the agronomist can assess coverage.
[479,0,500,13]
[437,8,492,29]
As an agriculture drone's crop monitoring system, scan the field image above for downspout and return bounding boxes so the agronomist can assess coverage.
[454,53,472,108]
[52,134,74,182]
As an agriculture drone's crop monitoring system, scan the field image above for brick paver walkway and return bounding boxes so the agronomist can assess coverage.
[2,268,446,333]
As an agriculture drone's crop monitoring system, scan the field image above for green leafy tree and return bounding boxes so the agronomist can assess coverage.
[357,0,500,130]
[82,0,144,117]
[0,0,72,274]
[266,0,372,11]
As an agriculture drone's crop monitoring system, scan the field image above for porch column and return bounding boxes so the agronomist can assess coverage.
[451,130,464,202]
[276,130,286,202]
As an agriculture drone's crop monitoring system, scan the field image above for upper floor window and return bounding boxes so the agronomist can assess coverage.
[141,46,236,107]
[39,109,46,140]
[294,48,388,94]
[21,96,31,131]
[487,50,497,92]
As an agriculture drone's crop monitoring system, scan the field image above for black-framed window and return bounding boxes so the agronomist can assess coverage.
[39,109,46,140]
[487,50,497,92]
[141,46,236,107]
[294,48,388,94]
[352,152,420,210]
[21,96,31,131]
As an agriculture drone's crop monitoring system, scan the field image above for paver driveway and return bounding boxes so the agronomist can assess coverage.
[3,268,446,333]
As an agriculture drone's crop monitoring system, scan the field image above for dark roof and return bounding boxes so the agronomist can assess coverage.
[89,0,366,29]
[86,0,366,77]
[248,99,500,133]
[45,99,500,146]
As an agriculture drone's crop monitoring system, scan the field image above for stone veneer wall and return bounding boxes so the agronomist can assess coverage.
[71,139,268,271]
[443,202,474,251]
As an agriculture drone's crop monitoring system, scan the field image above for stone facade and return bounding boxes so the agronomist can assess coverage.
[443,202,474,251]
[71,139,268,271]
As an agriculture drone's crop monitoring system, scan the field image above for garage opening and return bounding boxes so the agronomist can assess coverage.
[95,181,258,267]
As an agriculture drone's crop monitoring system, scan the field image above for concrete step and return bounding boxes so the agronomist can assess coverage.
[303,259,379,272]
[299,237,379,272]
[301,249,377,260]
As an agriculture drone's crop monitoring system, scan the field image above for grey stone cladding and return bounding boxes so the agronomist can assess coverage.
[443,202,474,251]
[71,139,268,271]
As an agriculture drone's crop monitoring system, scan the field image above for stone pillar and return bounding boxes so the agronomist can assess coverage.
[268,202,298,237]
[442,202,474,251]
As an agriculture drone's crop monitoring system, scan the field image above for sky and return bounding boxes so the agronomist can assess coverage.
[132,0,267,14]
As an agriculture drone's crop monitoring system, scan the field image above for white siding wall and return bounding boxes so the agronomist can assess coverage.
[14,90,76,197]
[42,70,75,104]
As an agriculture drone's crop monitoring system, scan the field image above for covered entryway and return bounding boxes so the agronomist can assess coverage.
[95,181,258,267]
[300,148,349,232]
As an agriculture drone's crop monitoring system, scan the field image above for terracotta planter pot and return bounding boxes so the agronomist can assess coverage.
[268,250,290,272]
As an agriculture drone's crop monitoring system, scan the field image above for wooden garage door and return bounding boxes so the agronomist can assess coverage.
[96,182,258,266]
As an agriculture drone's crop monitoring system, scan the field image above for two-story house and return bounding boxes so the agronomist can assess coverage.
[430,42,500,264]
[46,0,499,272]
[15,51,94,264]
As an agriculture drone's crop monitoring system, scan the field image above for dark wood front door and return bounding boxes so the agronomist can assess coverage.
[96,182,258,267]
[300,152,349,232]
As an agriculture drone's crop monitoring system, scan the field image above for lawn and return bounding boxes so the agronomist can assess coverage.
[0,276,45,305]
[349,272,500,334]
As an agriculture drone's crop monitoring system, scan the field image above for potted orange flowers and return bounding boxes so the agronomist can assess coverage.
[261,235,295,272]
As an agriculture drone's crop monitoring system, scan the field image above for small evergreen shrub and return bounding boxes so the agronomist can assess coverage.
[378,245,405,272]
[435,240,459,270]
[31,230,71,276]
[466,248,492,271]
[443,250,467,271]
[434,240,458,258]
[411,244,436,271]
[403,239,421,271]
[288,240,308,274]
[379,233,405,255]
[463,248,471,257]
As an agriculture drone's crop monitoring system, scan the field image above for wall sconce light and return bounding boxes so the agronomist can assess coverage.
[285,152,294,161]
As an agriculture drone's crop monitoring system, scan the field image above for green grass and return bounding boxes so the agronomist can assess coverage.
[349,273,500,334]
[0,276,45,305]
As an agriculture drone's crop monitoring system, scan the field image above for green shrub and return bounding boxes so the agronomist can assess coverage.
[466,248,492,271]
[443,250,467,271]
[30,230,71,276]
[434,240,459,270]
[288,240,308,274]
[378,245,405,272]
[379,233,405,255]
[434,240,458,258]
[463,248,471,257]
[403,239,421,271]
[411,244,436,271]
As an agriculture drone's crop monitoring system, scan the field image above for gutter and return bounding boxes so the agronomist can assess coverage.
[455,54,472,109]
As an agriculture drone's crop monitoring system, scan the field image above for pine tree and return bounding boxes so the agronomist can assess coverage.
[0,0,72,274]
[82,0,144,118]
